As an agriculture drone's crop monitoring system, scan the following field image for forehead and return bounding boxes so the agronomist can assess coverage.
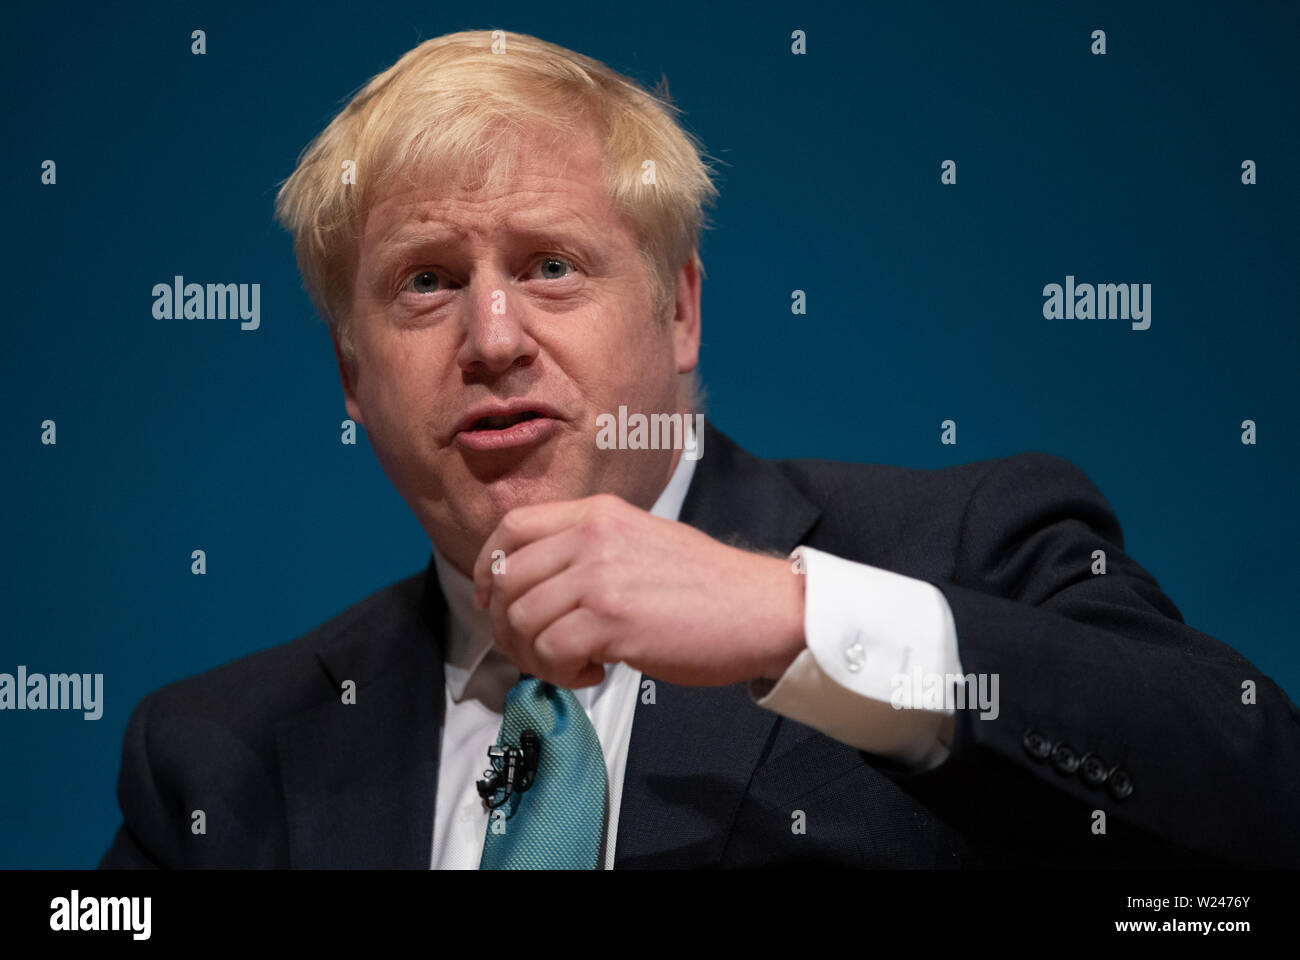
[360,121,620,247]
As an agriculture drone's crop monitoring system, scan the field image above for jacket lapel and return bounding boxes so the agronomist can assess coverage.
[614,421,822,868]
[276,557,446,867]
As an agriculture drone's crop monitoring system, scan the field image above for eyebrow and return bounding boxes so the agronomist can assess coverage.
[370,214,601,273]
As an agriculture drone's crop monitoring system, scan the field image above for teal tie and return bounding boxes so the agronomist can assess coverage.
[478,675,607,869]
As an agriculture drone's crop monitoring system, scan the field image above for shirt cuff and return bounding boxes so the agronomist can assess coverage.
[749,545,962,770]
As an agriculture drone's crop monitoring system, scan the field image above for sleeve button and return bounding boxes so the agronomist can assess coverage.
[1022,729,1052,760]
[1079,753,1108,787]
[1107,767,1134,800]
[1050,742,1080,775]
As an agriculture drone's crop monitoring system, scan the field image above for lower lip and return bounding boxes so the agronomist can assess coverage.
[455,416,560,452]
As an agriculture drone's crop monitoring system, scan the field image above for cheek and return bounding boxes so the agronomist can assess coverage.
[355,340,437,440]
[614,327,678,401]
[558,307,672,389]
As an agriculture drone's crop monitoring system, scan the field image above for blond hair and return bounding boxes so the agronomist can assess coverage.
[274,29,717,411]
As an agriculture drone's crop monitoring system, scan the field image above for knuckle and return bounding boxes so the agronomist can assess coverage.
[581,514,608,544]
[504,598,529,634]
[586,565,622,614]
[500,509,524,536]
[534,627,567,668]
[590,507,626,542]
[595,535,622,566]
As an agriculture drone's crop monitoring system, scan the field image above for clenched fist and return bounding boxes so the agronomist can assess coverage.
[472,493,806,689]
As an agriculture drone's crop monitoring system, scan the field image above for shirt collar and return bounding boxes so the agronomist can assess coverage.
[435,453,698,701]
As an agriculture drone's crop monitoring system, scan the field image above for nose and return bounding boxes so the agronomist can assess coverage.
[455,278,538,377]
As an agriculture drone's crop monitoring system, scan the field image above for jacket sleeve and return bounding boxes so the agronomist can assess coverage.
[99,691,175,869]
[892,451,1300,867]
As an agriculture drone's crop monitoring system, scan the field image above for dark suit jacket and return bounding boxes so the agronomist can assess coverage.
[100,422,1300,868]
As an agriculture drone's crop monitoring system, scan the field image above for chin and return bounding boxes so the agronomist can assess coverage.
[468,471,591,517]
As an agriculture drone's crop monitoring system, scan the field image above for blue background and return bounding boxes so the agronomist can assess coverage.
[3,0,1296,867]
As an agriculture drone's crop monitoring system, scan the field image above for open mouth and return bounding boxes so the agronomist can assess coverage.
[454,405,560,452]
[468,411,544,431]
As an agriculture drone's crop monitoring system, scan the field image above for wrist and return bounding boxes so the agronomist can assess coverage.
[754,553,807,681]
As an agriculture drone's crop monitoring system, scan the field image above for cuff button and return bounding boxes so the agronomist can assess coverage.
[1107,767,1134,800]
[1022,729,1052,760]
[1050,742,1080,775]
[1079,753,1108,787]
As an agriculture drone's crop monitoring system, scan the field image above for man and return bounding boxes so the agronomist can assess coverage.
[101,29,1300,869]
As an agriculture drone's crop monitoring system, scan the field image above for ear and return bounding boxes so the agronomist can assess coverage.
[330,326,364,427]
[671,256,702,375]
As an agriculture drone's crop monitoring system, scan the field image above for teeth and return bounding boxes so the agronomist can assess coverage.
[473,411,540,431]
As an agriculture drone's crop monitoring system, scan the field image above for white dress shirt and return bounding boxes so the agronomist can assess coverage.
[430,453,964,869]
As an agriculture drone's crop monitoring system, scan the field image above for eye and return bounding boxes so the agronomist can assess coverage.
[405,270,442,294]
[532,257,574,280]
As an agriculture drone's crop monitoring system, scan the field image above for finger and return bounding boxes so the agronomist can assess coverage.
[473,495,620,607]
[483,527,587,675]
[488,591,534,678]
[472,501,582,608]
[503,559,586,645]
[488,557,584,680]
[481,524,585,618]
[571,662,605,688]
[532,606,608,689]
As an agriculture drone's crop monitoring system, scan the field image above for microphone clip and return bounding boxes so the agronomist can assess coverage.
[476,729,541,809]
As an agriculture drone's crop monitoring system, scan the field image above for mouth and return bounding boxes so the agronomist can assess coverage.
[453,404,562,453]
[468,411,544,431]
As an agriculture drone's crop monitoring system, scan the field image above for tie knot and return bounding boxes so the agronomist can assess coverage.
[512,673,546,696]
